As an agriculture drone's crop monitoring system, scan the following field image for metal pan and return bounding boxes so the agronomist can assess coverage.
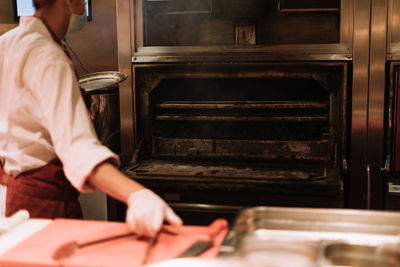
[219,206,400,266]
[78,71,127,93]
[78,71,127,153]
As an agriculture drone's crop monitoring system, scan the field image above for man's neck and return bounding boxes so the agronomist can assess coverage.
[34,2,69,41]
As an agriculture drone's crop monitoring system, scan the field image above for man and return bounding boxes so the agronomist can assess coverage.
[0,0,182,237]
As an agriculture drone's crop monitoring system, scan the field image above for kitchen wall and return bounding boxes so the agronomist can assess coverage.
[0,0,120,221]
[66,0,118,75]
[0,0,17,34]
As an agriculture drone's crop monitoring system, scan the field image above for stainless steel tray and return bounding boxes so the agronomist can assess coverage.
[78,71,127,92]
[219,206,400,266]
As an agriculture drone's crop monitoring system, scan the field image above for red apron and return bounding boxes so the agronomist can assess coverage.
[1,159,82,219]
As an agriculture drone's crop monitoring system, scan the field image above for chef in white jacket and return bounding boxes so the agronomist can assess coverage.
[0,0,182,237]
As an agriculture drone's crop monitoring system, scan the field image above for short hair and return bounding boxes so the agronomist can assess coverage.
[33,0,56,9]
[33,0,40,9]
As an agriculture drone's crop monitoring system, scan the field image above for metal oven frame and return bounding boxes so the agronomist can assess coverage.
[115,0,392,210]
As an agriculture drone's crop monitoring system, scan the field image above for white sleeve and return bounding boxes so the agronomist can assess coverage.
[26,52,120,192]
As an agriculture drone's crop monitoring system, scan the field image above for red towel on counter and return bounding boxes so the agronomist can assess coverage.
[0,218,229,267]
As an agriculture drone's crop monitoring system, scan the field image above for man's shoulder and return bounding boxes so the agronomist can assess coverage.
[29,40,71,72]
[7,25,63,56]
[30,37,66,60]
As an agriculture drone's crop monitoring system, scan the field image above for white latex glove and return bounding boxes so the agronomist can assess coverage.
[125,189,182,237]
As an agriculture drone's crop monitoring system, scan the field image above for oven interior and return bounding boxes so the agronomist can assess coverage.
[123,63,348,224]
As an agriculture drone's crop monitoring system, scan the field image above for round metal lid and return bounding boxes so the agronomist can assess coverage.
[78,71,127,92]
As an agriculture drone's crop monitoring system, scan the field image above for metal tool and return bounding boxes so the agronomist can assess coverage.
[52,225,181,262]
[52,231,135,261]
[141,236,156,266]
[178,240,214,258]
[178,219,228,258]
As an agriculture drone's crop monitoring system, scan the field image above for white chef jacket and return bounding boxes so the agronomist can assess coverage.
[0,17,119,192]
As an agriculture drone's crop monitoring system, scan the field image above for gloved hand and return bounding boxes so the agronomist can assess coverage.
[125,189,182,237]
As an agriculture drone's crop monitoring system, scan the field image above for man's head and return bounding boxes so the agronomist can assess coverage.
[33,0,87,39]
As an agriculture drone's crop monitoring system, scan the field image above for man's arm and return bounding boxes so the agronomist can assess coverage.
[86,161,183,237]
[87,161,144,203]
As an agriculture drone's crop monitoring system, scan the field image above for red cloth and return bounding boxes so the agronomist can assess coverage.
[5,158,83,219]
[0,218,229,267]
[0,164,12,186]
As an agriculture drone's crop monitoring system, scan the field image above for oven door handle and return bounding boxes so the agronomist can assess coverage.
[169,203,242,213]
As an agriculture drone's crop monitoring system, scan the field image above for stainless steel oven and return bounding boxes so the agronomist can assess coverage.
[113,0,386,224]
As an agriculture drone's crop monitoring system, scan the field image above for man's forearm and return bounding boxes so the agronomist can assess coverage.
[87,161,145,203]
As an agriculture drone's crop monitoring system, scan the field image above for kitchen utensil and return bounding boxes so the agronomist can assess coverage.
[52,231,134,261]
[141,236,156,265]
[178,219,228,258]
[52,224,182,262]
[178,240,214,258]
[141,223,188,265]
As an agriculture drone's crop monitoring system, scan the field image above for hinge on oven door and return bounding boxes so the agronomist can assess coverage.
[341,159,349,192]
[381,155,391,175]
[342,159,349,173]
[131,139,144,166]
